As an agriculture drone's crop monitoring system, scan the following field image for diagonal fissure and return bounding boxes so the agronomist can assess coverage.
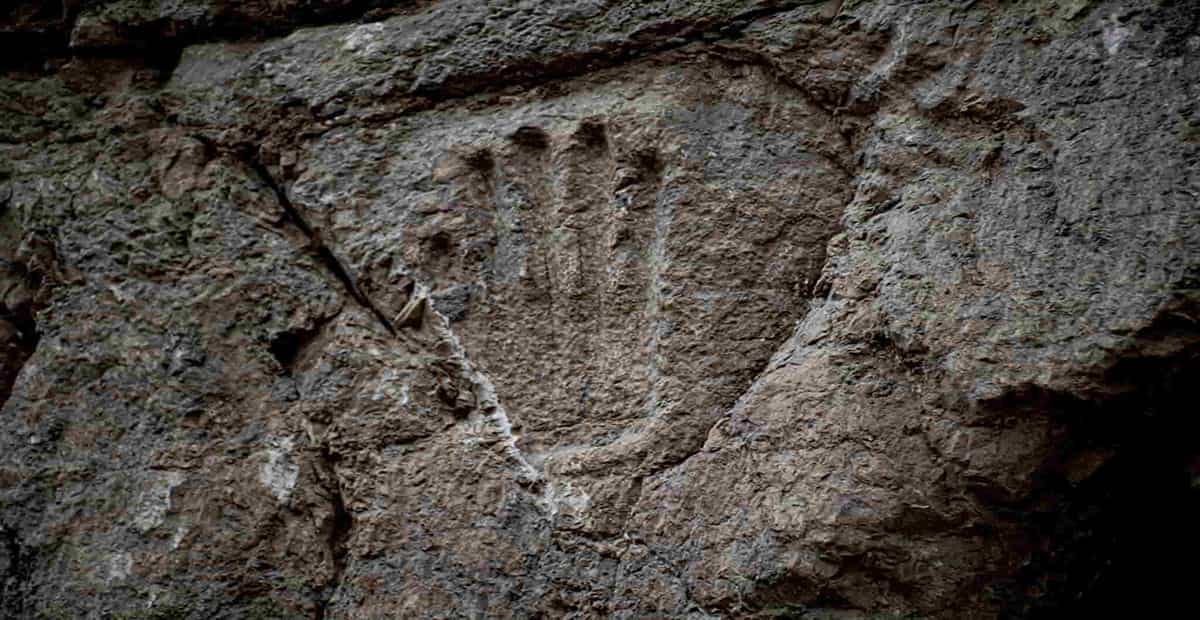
[240,152,397,337]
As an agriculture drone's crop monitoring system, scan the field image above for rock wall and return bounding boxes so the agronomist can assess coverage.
[2,1,1198,618]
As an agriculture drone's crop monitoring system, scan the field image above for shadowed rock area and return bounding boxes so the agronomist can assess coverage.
[1,1,1197,618]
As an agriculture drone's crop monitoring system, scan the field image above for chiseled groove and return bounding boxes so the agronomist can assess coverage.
[421,284,544,486]
[233,139,544,489]
[245,145,544,492]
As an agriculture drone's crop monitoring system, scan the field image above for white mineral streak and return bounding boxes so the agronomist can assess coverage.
[131,471,186,533]
[1103,18,1131,56]
[341,22,387,56]
[106,552,133,583]
[259,435,300,504]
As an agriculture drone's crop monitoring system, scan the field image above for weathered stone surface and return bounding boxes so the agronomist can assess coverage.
[2,0,1198,618]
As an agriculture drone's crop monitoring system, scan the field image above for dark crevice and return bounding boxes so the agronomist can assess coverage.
[269,319,326,377]
[237,150,397,337]
[0,261,39,412]
[0,314,37,411]
[972,315,1200,617]
[1,1,424,73]
[0,0,73,71]
[20,0,813,87]
[0,523,30,619]
[70,43,184,78]
[314,449,352,620]
[509,126,550,150]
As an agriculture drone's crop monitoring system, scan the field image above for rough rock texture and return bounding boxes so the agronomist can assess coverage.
[2,0,1198,618]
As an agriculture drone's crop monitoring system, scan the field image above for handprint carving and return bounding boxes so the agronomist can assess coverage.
[402,109,850,477]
